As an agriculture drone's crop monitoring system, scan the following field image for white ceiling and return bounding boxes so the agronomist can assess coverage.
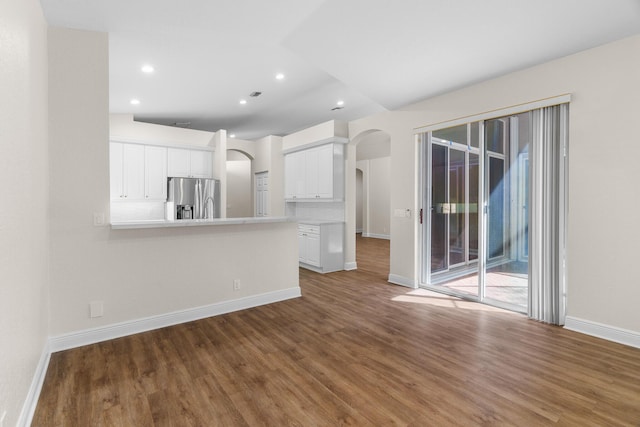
[39,0,640,140]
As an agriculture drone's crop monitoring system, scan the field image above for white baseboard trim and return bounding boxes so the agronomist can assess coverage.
[564,316,640,349]
[18,339,51,427]
[362,233,390,240]
[49,287,301,353]
[344,262,357,271]
[388,274,417,289]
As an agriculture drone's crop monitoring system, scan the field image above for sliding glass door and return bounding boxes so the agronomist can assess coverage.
[422,114,531,312]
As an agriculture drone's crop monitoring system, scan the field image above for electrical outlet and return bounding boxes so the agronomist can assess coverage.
[90,301,104,318]
[233,279,241,291]
[93,212,105,226]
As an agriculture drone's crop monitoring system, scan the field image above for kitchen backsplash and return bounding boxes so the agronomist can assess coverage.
[111,201,165,223]
[286,201,345,222]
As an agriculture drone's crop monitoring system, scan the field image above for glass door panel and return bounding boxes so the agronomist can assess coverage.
[484,116,529,312]
[487,156,505,259]
[431,144,448,273]
[469,153,479,262]
[428,131,479,299]
[449,149,466,266]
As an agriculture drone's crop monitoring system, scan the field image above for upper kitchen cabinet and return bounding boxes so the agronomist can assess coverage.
[284,143,344,200]
[110,142,167,201]
[110,142,145,200]
[144,145,167,200]
[168,148,213,178]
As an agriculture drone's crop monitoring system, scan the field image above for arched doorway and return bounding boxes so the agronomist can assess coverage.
[347,129,391,274]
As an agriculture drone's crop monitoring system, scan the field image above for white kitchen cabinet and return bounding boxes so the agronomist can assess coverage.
[298,222,344,273]
[167,148,190,177]
[314,144,334,198]
[110,142,145,200]
[168,148,213,178]
[284,143,344,200]
[190,149,213,178]
[285,150,306,199]
[144,145,167,200]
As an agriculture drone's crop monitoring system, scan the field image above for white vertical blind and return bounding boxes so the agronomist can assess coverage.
[529,104,568,324]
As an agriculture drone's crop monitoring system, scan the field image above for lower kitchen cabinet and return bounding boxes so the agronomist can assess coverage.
[298,222,344,273]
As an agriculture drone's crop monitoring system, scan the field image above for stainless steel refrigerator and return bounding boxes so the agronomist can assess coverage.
[166,177,220,220]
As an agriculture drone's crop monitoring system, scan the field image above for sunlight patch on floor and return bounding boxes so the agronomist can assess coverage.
[392,289,516,314]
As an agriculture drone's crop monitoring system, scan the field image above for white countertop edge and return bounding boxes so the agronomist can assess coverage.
[111,216,294,229]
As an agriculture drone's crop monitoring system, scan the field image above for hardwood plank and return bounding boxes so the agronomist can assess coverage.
[32,235,640,426]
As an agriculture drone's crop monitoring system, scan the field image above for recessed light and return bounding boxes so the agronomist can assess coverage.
[275,73,285,80]
[337,100,345,106]
[130,99,140,105]
[239,99,247,105]
[141,64,154,73]
[229,134,236,138]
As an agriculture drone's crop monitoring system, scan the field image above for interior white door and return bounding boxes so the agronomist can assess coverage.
[255,171,269,217]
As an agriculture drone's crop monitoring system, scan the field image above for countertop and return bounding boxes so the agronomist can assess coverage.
[111,216,293,230]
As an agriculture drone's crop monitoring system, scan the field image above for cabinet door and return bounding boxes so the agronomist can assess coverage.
[316,144,334,198]
[285,154,296,198]
[285,151,306,199]
[305,232,321,266]
[122,144,145,200]
[110,142,124,200]
[167,148,191,177]
[298,232,306,262]
[145,146,167,200]
[190,150,213,178]
[304,148,319,198]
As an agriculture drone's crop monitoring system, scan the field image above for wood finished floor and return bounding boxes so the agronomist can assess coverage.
[33,236,640,426]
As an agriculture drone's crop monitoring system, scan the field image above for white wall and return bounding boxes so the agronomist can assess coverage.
[349,34,640,334]
[110,114,215,147]
[282,120,348,151]
[356,169,363,232]
[0,0,50,425]
[254,135,285,217]
[48,28,299,338]
[226,156,253,218]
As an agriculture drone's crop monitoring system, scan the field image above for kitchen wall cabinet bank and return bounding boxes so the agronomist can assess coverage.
[285,143,344,200]
[168,148,213,178]
[298,222,344,273]
[110,142,168,201]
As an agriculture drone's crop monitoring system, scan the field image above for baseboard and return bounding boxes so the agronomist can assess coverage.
[564,316,640,349]
[49,287,302,353]
[362,233,390,240]
[344,262,357,271]
[18,339,51,427]
[388,274,417,289]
